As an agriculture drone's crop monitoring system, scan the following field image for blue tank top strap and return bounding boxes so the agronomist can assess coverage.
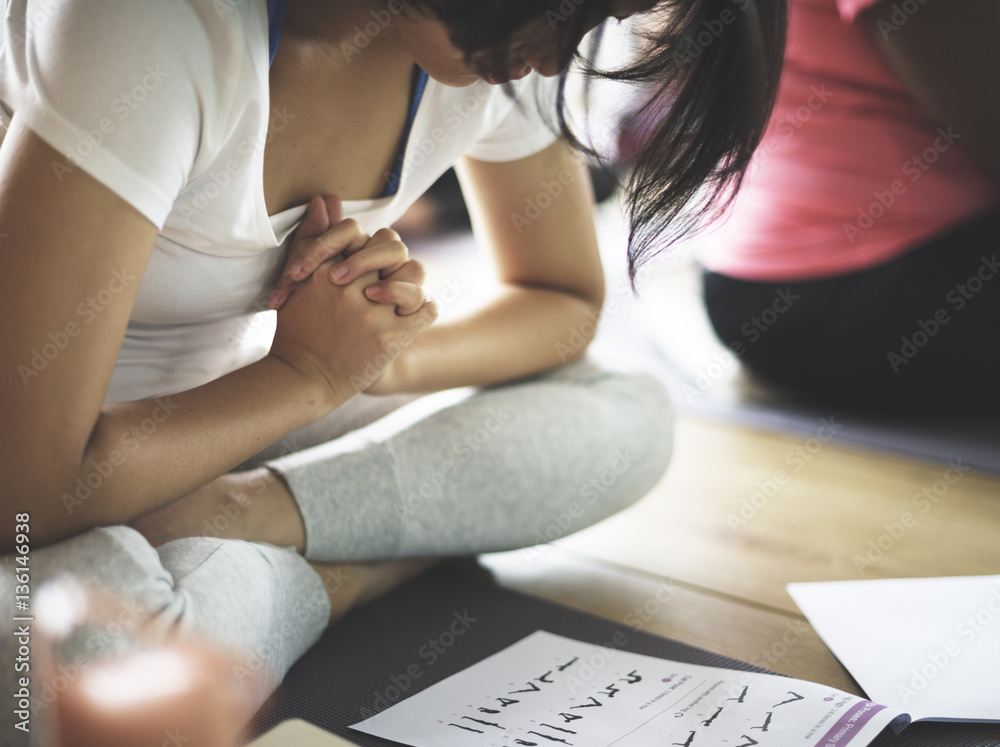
[267,0,287,67]
[382,67,429,198]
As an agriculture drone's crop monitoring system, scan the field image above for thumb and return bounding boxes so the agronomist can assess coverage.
[322,194,343,226]
[296,195,332,241]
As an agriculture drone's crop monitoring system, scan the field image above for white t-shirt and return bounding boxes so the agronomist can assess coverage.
[0,0,560,403]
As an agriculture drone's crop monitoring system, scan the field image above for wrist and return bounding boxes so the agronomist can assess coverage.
[388,347,416,393]
[262,348,347,416]
[362,349,411,396]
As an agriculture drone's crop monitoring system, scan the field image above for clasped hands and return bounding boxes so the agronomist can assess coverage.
[265,194,437,401]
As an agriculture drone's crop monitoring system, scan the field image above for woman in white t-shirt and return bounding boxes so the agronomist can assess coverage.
[0,0,786,725]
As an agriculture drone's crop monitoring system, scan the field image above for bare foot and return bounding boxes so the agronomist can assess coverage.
[309,558,439,624]
[129,473,438,625]
[128,468,306,551]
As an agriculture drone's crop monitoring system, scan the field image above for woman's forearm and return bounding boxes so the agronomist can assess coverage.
[28,354,337,549]
[413,142,606,395]
[392,284,602,393]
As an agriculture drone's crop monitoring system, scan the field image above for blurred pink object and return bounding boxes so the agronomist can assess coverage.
[690,0,1000,281]
[34,576,245,747]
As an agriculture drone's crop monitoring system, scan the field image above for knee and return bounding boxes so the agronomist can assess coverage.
[595,368,675,508]
[548,364,674,526]
[23,526,181,626]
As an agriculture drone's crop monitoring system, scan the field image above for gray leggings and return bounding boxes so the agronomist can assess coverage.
[0,358,673,740]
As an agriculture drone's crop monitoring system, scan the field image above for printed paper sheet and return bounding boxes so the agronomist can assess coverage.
[352,631,908,747]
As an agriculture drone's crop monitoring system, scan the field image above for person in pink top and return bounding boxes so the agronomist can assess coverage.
[696,0,1000,415]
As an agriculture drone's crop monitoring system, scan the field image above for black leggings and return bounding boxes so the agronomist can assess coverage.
[702,210,1000,416]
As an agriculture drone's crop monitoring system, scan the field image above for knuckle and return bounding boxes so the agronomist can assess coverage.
[310,247,335,265]
[406,259,426,280]
[373,227,401,242]
[374,329,398,349]
[317,255,341,273]
[306,236,329,254]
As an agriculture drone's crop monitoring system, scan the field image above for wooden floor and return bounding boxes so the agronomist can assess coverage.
[479,413,1000,738]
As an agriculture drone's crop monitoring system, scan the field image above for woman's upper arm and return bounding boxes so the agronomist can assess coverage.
[0,115,158,503]
[861,0,1000,173]
[455,138,605,309]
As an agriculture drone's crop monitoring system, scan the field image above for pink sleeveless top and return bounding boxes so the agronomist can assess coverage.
[697,0,1000,281]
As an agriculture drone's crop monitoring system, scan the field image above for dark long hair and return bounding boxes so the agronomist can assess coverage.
[405,0,788,286]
